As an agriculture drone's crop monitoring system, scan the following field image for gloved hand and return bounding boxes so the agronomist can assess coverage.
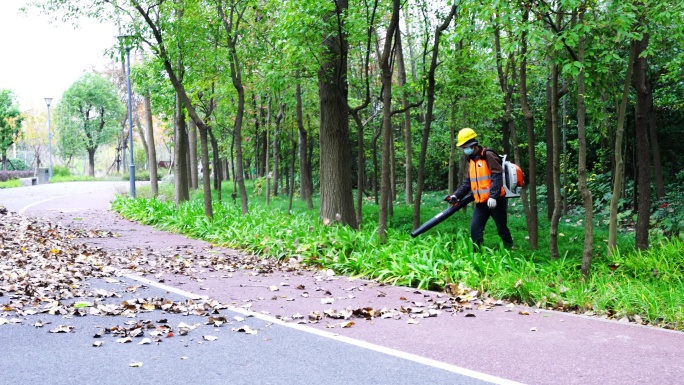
[487,198,497,208]
[444,195,458,204]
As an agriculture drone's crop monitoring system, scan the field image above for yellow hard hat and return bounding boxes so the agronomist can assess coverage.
[456,128,477,147]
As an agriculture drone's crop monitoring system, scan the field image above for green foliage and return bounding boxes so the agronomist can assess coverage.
[0,179,21,189]
[52,166,71,177]
[122,170,160,182]
[5,158,30,171]
[49,175,98,183]
[55,73,124,162]
[0,89,23,156]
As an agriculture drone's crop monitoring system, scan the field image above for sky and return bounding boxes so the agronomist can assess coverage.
[0,1,119,112]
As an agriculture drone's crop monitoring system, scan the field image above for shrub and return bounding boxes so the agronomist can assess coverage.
[6,158,30,171]
[122,170,161,181]
[52,166,71,177]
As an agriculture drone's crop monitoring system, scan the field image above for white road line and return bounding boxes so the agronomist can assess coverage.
[124,272,525,385]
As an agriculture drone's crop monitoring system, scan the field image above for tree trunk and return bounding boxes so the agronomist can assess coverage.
[351,112,366,224]
[396,27,413,204]
[378,0,400,242]
[87,148,96,177]
[174,95,190,204]
[648,83,665,199]
[216,0,248,215]
[550,62,562,260]
[448,107,456,193]
[188,117,198,190]
[577,11,594,277]
[265,96,271,205]
[296,81,313,209]
[198,124,213,218]
[209,128,222,196]
[372,126,380,205]
[144,92,158,197]
[545,72,554,221]
[273,102,284,197]
[412,4,457,230]
[318,0,357,229]
[608,40,638,252]
[634,32,651,250]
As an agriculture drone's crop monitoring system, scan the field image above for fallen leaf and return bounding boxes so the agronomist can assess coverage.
[49,325,74,333]
[233,325,257,335]
[203,335,218,341]
[518,311,530,316]
[129,362,143,368]
[340,321,355,328]
[92,341,103,347]
[139,338,152,345]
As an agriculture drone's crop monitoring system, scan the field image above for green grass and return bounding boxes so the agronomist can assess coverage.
[112,181,684,330]
[0,179,21,189]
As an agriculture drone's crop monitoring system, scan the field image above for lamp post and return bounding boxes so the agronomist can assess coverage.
[44,97,53,179]
[119,36,136,198]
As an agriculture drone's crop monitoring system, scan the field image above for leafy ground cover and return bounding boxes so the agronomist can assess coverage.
[112,181,684,330]
[0,179,21,189]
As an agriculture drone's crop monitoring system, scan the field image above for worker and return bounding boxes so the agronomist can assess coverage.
[445,128,514,249]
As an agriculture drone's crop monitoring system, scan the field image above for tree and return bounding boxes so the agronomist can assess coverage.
[318,0,358,229]
[0,89,23,171]
[56,73,124,176]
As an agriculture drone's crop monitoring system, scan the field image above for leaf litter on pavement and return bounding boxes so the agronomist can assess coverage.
[0,208,258,353]
[1,206,526,347]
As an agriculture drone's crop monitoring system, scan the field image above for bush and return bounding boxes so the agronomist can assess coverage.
[6,158,30,171]
[122,170,161,181]
[52,166,71,177]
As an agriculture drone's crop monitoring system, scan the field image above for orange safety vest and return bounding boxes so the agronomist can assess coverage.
[468,148,505,203]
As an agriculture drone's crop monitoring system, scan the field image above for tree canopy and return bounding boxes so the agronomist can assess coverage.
[55,73,124,176]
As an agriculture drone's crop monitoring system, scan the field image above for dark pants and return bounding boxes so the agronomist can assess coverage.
[470,197,513,248]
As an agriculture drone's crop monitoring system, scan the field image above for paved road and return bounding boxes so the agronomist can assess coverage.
[2,182,684,385]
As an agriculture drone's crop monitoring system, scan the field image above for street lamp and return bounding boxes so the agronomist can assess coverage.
[44,97,53,179]
[119,36,136,198]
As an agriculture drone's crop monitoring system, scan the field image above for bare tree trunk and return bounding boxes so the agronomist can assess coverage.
[296,81,313,209]
[87,149,96,177]
[545,72,554,221]
[188,117,198,190]
[265,96,271,205]
[217,0,248,215]
[317,0,357,229]
[608,40,637,252]
[144,92,158,197]
[448,107,456,193]
[396,27,413,204]
[174,95,190,204]
[634,32,651,250]
[198,123,213,218]
[378,0,400,241]
[550,61,562,260]
[273,102,284,196]
[577,11,594,277]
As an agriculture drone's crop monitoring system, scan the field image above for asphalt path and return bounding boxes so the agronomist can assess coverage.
[0,182,508,385]
[2,182,684,385]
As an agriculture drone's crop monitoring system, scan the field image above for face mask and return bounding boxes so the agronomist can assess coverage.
[463,147,474,156]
